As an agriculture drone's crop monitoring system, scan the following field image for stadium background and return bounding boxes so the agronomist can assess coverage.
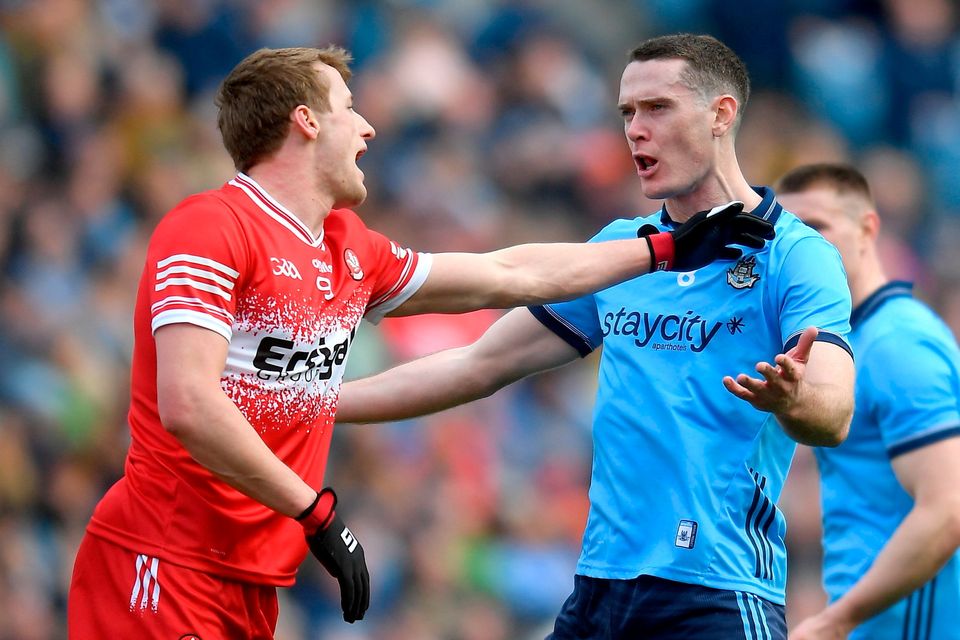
[1,0,958,637]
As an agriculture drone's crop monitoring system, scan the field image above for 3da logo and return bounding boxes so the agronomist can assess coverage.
[270,257,302,280]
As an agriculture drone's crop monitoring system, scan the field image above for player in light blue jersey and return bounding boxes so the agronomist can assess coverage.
[336,35,855,639]
[779,163,960,640]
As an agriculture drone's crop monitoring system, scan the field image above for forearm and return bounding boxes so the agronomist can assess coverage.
[776,380,852,446]
[487,239,653,307]
[825,504,960,628]
[337,346,508,424]
[162,389,317,518]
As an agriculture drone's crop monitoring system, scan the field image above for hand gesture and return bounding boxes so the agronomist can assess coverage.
[722,326,818,413]
[641,201,776,272]
[297,488,370,623]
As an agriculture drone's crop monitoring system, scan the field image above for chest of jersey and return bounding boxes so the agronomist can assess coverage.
[595,252,778,370]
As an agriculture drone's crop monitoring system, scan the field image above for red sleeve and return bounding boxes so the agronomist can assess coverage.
[333,211,431,323]
[146,193,250,341]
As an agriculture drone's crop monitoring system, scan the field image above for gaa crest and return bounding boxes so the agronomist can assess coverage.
[344,248,364,280]
[727,255,760,289]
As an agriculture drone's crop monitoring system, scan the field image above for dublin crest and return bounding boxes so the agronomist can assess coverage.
[727,255,760,289]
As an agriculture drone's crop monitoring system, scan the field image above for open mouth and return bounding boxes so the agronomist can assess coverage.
[635,154,657,172]
[355,148,366,161]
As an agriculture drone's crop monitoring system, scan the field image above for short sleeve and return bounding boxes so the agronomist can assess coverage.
[528,294,601,357]
[860,332,960,458]
[773,236,853,356]
[147,195,249,341]
[361,227,432,324]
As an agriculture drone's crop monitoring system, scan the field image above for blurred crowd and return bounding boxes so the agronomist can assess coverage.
[1,0,960,638]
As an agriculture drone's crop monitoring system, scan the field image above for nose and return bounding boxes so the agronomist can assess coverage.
[357,112,375,140]
[625,114,648,142]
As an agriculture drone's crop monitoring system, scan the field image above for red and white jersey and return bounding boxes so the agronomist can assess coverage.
[87,174,430,585]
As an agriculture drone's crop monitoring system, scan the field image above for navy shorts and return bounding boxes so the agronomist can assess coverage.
[547,574,786,640]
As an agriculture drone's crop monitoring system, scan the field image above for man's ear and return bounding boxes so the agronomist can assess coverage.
[291,105,320,140]
[861,209,881,241]
[712,95,739,137]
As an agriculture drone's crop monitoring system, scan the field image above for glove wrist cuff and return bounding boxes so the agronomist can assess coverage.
[296,487,337,535]
[646,232,675,272]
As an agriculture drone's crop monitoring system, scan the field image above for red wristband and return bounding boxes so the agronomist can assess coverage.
[645,232,675,271]
[295,488,337,535]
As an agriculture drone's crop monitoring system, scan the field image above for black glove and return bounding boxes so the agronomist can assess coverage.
[639,201,775,272]
[296,488,370,623]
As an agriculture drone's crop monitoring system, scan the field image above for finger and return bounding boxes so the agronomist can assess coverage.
[637,223,660,238]
[359,561,370,620]
[735,232,767,249]
[755,361,783,385]
[706,201,744,220]
[341,576,356,623]
[718,246,743,261]
[792,326,819,362]
[774,353,801,382]
[723,375,756,401]
[734,216,776,239]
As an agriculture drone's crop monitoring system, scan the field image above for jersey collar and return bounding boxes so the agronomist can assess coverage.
[230,173,325,247]
[659,186,783,228]
[851,281,914,329]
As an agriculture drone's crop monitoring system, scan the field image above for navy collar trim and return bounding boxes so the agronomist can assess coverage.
[851,281,914,328]
[659,186,783,227]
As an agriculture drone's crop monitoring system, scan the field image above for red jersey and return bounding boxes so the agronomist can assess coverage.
[87,174,430,585]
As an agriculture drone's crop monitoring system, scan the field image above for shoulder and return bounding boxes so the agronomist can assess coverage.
[158,187,243,231]
[767,211,843,269]
[860,298,958,358]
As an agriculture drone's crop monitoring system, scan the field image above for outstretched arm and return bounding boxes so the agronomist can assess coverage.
[791,438,960,639]
[393,202,772,315]
[723,327,854,446]
[337,308,581,424]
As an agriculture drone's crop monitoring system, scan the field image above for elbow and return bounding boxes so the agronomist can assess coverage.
[157,383,207,439]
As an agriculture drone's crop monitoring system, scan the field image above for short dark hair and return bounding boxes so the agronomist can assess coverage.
[630,34,750,124]
[776,163,873,202]
[215,46,353,172]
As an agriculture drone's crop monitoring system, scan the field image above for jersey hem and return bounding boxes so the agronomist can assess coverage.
[365,252,433,324]
[86,521,297,587]
[575,563,785,605]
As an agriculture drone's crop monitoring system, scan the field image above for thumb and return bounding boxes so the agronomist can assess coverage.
[791,326,819,362]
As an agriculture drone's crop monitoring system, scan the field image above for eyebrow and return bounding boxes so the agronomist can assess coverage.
[617,96,676,110]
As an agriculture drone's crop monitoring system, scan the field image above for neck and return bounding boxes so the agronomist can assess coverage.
[663,150,763,222]
[245,157,332,236]
[850,252,890,309]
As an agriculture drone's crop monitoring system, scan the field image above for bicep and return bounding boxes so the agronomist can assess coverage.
[155,324,230,416]
[804,340,855,390]
[892,437,960,501]
[390,253,504,316]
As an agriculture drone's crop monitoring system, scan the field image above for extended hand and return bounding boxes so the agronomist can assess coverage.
[722,326,818,414]
[641,201,776,272]
[297,488,370,623]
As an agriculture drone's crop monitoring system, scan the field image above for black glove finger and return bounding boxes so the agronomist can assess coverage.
[734,232,767,249]
[637,223,660,238]
[359,557,370,620]
[718,246,743,261]
[732,215,775,239]
[340,573,357,623]
[705,201,744,220]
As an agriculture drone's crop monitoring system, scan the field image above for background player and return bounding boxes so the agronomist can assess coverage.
[65,45,772,639]
[336,34,854,639]
[778,163,960,640]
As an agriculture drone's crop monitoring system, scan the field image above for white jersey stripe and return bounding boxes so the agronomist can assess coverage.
[157,265,235,290]
[152,296,234,323]
[234,172,323,244]
[157,253,239,278]
[155,277,232,301]
[149,556,160,612]
[152,309,232,341]
[368,252,414,309]
[366,253,433,324]
[129,554,145,611]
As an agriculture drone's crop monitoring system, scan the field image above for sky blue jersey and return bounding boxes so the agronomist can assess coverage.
[815,282,960,639]
[528,187,852,604]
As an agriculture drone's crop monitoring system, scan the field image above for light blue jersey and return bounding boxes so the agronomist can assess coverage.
[816,282,960,639]
[529,187,852,604]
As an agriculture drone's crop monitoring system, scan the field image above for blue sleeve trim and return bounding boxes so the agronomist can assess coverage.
[888,425,960,459]
[783,330,853,361]
[527,305,595,358]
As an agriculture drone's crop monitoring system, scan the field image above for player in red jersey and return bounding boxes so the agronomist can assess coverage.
[67,46,774,639]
